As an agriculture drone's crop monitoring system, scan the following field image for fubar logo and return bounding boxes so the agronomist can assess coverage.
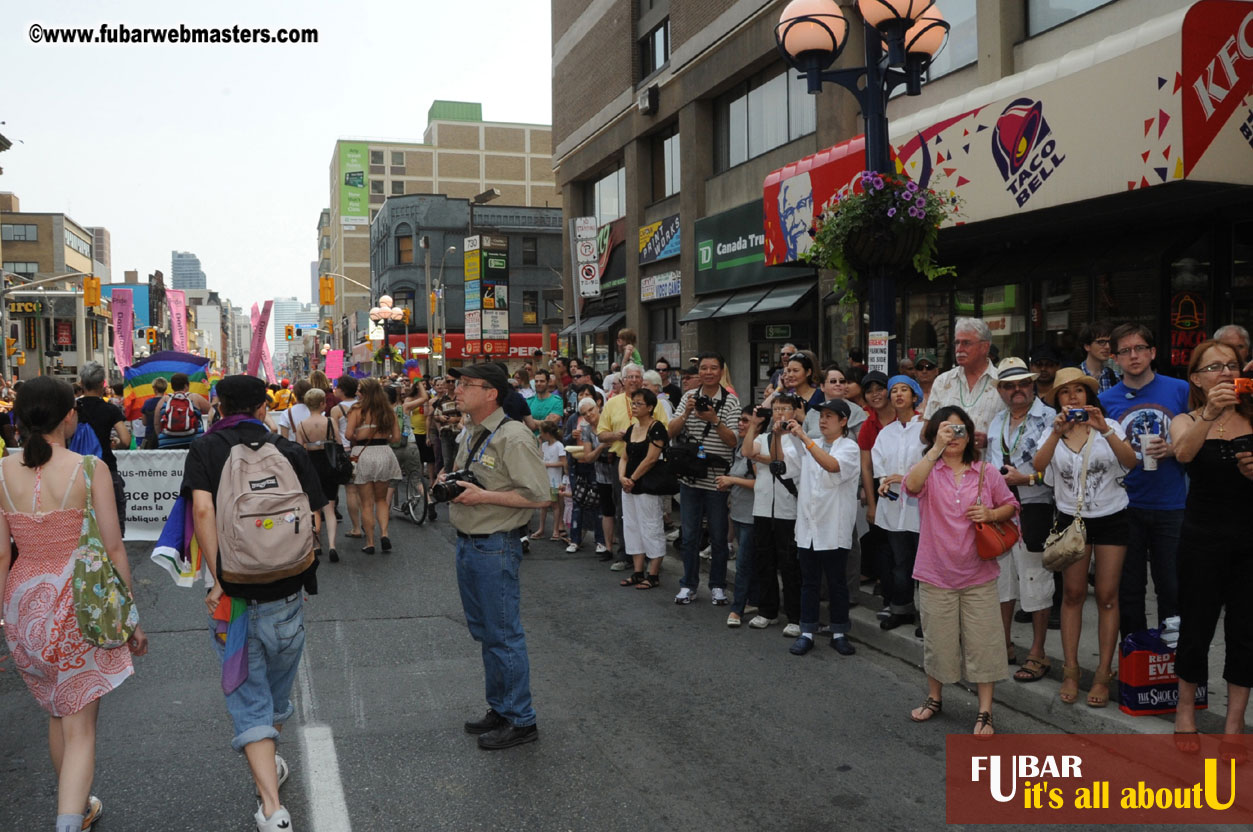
[990,97,1066,208]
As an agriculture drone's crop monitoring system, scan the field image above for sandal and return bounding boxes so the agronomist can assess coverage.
[1087,669,1114,708]
[1014,655,1051,683]
[619,571,645,587]
[345,531,364,539]
[909,697,943,723]
[361,545,375,555]
[1174,730,1201,755]
[1219,739,1248,765]
[974,711,995,737]
[635,573,661,590]
[1059,664,1081,705]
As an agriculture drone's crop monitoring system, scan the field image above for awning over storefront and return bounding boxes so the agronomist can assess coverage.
[559,312,625,336]
[680,281,815,322]
[763,1,1253,261]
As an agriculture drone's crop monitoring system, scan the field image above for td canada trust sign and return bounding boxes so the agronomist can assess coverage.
[694,201,809,295]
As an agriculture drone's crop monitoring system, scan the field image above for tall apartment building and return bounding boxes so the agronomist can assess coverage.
[553,0,1253,396]
[324,100,560,350]
[271,297,321,370]
[230,305,250,374]
[170,250,206,290]
[87,227,111,281]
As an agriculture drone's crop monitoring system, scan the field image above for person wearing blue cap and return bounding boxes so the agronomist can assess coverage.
[871,375,926,630]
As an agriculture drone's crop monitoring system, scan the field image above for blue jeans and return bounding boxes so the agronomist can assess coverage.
[209,592,305,752]
[799,547,851,635]
[571,504,605,548]
[731,520,757,614]
[679,484,729,591]
[455,532,536,727]
[1120,507,1183,637]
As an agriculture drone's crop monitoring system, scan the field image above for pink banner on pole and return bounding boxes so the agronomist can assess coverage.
[111,288,134,369]
[248,301,274,379]
[324,349,344,379]
[167,290,188,353]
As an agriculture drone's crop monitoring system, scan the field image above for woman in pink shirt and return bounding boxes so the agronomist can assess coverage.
[903,405,1019,735]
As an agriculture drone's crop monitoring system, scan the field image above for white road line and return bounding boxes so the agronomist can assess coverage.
[295,647,353,831]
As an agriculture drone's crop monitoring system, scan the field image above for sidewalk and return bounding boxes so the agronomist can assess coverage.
[674,544,1244,734]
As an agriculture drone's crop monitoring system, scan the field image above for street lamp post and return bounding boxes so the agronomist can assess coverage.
[775,0,949,374]
[369,295,404,376]
[434,245,457,375]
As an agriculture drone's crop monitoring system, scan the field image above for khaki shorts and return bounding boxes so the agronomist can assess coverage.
[919,579,1009,685]
[995,538,1054,612]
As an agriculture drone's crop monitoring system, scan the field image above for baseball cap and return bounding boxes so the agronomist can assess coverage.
[1029,344,1062,365]
[815,398,852,419]
[216,375,268,410]
[914,351,939,368]
[449,363,510,398]
[861,371,890,391]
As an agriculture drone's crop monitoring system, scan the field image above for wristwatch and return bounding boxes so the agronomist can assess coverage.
[1101,427,1115,438]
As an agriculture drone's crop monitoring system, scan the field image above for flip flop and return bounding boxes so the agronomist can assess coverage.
[345,531,364,539]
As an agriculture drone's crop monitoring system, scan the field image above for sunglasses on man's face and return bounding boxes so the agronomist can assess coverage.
[915,363,937,371]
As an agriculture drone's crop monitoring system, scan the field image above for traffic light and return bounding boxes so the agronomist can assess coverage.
[285,324,295,341]
[402,307,411,325]
[319,275,335,306]
[145,328,157,346]
[325,318,334,335]
[5,337,16,357]
[82,276,101,307]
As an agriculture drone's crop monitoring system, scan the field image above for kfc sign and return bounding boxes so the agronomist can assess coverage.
[1183,1,1253,175]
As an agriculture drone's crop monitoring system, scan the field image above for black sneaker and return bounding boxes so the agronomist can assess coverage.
[328,549,339,563]
[477,723,538,750]
[1013,608,1032,624]
[427,505,438,522]
[464,708,509,735]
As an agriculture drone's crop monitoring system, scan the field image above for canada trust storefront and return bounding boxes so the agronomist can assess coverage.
[763,0,1253,376]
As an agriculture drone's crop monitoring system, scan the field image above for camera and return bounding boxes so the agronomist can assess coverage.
[755,407,772,420]
[431,469,483,503]
[950,424,967,438]
[768,460,788,477]
[1235,378,1253,395]
[1066,408,1089,422]
[695,394,714,412]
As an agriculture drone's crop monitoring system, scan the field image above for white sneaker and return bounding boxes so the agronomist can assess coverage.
[727,612,742,628]
[710,588,729,606]
[748,615,778,629]
[782,623,802,638]
[674,587,695,605]
[255,805,292,831]
[665,529,680,542]
[876,606,891,620]
[609,559,629,571]
[699,545,712,559]
[595,543,610,553]
[565,543,579,553]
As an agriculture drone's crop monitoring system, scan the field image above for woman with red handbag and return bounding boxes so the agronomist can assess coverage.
[902,406,1019,736]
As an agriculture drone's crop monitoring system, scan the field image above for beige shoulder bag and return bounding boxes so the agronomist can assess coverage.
[1042,430,1094,572]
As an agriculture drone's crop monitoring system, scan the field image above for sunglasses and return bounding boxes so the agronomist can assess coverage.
[999,380,1034,391]
[915,363,937,371]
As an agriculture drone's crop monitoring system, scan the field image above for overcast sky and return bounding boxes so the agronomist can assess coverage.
[0,0,553,312]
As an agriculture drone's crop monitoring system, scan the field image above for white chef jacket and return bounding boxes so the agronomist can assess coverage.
[870,416,925,533]
[785,434,861,551]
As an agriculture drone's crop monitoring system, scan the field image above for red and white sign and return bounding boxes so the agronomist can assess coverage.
[572,216,602,298]
[55,320,73,346]
[1182,0,1253,176]
[388,331,557,361]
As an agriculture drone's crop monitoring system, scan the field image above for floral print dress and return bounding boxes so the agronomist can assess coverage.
[1,456,133,716]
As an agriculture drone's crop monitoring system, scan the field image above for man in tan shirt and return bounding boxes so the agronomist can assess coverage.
[444,363,551,751]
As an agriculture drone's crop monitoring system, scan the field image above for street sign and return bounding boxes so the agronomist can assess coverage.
[868,331,889,374]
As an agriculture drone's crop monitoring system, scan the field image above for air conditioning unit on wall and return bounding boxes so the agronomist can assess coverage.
[637,85,658,115]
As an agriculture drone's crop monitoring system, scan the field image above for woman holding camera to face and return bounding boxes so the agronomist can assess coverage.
[1032,369,1138,708]
[903,406,1018,735]
[1169,339,1253,753]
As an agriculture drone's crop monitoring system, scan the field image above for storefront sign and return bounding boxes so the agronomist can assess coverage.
[763,138,866,266]
[54,320,72,346]
[116,449,186,541]
[695,201,811,293]
[638,214,680,265]
[1169,290,1207,367]
[464,309,481,340]
[765,325,792,339]
[8,301,42,314]
[868,331,889,374]
[641,270,681,302]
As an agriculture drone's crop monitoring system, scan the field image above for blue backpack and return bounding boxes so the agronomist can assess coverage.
[69,421,104,459]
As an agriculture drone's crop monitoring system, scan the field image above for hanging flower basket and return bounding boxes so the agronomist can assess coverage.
[803,170,962,314]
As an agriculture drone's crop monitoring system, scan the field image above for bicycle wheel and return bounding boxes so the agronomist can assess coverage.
[404,468,427,525]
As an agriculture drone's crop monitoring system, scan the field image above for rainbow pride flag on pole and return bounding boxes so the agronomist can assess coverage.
[123,351,211,421]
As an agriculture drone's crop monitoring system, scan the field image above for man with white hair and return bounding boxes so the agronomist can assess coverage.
[923,318,1005,448]
[1215,324,1251,368]
[642,369,674,419]
[779,173,815,261]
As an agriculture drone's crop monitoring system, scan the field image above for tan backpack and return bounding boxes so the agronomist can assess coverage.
[215,433,315,584]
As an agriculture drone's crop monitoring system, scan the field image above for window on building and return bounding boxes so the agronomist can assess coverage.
[651,125,680,200]
[584,165,627,226]
[1027,0,1115,36]
[522,291,539,325]
[391,150,404,166]
[371,180,384,194]
[1,224,38,242]
[715,68,817,171]
[923,0,977,80]
[522,236,538,266]
[370,150,384,165]
[370,209,379,222]
[391,181,405,196]
[3,262,39,278]
[64,230,92,258]
[640,18,670,79]
[397,234,414,265]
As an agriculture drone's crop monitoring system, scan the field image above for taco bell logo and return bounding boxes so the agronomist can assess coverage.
[991,97,1066,208]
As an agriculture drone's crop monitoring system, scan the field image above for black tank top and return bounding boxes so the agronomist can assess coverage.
[1184,438,1253,526]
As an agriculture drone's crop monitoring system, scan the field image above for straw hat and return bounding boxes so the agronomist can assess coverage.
[996,357,1038,384]
[1043,367,1098,406]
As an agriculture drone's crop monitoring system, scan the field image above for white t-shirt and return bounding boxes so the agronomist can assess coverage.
[280,404,311,438]
[1044,423,1130,518]
[785,435,861,550]
[541,439,566,489]
[871,416,925,533]
[751,433,799,520]
[333,397,357,450]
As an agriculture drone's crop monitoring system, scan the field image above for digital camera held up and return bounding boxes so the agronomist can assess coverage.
[694,394,714,413]
[431,469,483,503]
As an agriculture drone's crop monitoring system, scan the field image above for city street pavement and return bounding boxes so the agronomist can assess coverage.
[0,510,1234,831]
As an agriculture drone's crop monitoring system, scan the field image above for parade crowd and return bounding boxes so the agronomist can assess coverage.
[3,320,1253,830]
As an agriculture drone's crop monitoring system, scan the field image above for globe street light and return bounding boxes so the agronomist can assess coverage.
[775,0,949,373]
[369,295,404,375]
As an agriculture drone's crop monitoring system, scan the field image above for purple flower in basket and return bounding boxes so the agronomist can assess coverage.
[873,177,885,190]
[914,196,926,209]
[909,206,923,218]
[905,180,919,194]
[886,207,897,217]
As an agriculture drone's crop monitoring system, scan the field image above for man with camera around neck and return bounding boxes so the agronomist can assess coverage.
[442,363,552,750]
[667,352,741,606]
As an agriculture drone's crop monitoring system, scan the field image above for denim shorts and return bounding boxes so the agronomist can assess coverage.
[209,592,305,752]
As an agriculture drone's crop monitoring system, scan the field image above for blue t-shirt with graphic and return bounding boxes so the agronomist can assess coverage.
[1099,373,1190,510]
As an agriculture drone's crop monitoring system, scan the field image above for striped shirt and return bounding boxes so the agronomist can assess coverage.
[672,386,741,491]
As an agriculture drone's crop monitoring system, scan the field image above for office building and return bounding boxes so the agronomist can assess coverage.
[171,250,206,290]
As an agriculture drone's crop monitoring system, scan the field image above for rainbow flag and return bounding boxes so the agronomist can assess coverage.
[123,351,211,421]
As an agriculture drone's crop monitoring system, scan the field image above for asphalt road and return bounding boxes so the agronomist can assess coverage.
[0,508,1231,831]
